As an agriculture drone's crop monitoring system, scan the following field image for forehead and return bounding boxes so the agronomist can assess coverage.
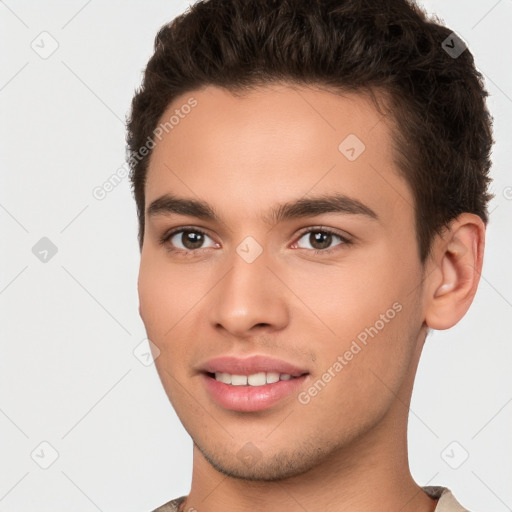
[145,83,413,228]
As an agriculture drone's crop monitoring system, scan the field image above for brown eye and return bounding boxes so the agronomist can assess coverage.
[294,228,349,253]
[308,231,333,250]
[176,230,205,250]
[163,228,217,253]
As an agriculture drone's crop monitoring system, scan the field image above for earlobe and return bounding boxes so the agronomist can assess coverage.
[424,214,485,330]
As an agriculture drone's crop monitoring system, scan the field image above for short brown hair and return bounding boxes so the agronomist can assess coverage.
[126,0,494,262]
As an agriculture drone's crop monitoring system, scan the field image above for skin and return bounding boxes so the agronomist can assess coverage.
[138,83,485,512]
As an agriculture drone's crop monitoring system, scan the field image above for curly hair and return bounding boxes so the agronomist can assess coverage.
[126,0,494,262]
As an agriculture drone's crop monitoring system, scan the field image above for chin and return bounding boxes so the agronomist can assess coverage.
[196,439,327,482]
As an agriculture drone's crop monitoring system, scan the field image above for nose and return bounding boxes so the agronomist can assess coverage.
[208,245,290,338]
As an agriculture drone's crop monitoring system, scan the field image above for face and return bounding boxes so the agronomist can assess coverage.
[138,83,427,480]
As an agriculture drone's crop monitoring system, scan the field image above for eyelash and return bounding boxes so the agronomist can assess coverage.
[159,225,352,256]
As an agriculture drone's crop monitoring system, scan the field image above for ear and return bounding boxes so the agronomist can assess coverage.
[423,213,486,330]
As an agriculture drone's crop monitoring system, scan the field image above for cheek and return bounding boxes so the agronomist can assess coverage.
[137,259,193,395]
[138,266,166,336]
[138,254,204,336]
[137,255,186,343]
[295,305,417,439]
[282,253,403,339]
[283,250,420,394]
[137,255,218,385]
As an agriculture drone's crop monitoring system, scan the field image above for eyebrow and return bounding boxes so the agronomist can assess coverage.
[146,192,378,224]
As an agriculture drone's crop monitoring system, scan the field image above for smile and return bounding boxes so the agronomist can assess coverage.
[211,371,299,386]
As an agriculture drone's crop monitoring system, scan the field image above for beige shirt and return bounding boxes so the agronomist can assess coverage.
[151,485,472,512]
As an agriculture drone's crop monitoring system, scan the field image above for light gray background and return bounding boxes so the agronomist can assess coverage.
[0,1,511,511]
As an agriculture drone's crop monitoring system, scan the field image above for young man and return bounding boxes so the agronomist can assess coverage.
[126,1,493,511]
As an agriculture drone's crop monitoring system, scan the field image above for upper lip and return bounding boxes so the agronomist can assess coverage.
[199,355,309,377]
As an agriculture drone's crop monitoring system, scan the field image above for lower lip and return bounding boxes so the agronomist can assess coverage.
[201,373,309,412]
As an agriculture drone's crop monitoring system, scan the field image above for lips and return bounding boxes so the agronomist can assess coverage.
[198,354,310,412]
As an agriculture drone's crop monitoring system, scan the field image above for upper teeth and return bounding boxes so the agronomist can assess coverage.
[214,372,294,386]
